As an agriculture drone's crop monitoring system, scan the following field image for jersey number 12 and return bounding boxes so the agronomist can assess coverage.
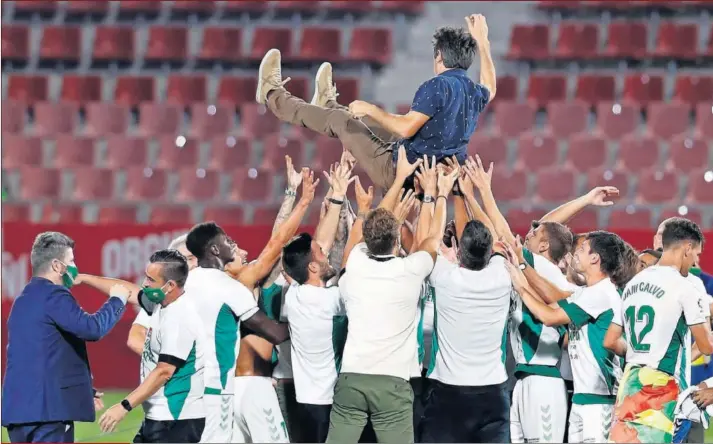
[625,305,655,352]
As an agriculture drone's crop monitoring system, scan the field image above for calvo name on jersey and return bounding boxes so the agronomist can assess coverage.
[622,281,665,300]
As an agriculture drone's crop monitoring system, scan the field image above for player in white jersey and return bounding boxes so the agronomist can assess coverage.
[99,250,208,443]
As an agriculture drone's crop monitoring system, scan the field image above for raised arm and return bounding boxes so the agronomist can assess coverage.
[505,261,571,327]
[348,103,429,139]
[315,161,354,255]
[415,167,459,262]
[47,285,129,341]
[379,146,423,212]
[414,155,438,246]
[457,170,496,237]
[76,274,141,305]
[466,14,497,100]
[328,201,354,271]
[341,176,374,268]
[540,186,619,225]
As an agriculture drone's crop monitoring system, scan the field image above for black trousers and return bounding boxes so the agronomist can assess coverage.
[297,403,331,443]
[133,417,205,443]
[411,376,429,442]
[420,380,510,443]
[563,379,574,443]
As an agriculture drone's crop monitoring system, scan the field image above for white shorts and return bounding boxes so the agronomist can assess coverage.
[233,376,289,443]
[568,403,613,443]
[201,393,234,443]
[510,375,568,443]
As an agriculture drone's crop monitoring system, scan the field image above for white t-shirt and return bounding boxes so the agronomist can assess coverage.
[141,295,207,421]
[428,255,512,386]
[557,278,622,403]
[184,267,259,394]
[284,284,347,405]
[134,308,151,328]
[339,244,435,381]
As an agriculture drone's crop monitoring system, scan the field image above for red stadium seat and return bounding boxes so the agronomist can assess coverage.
[273,1,320,13]
[2,101,26,134]
[1,135,43,168]
[54,135,96,168]
[97,205,138,224]
[555,22,599,59]
[2,203,30,223]
[637,169,679,203]
[115,76,155,107]
[505,208,543,231]
[175,169,220,202]
[493,76,518,103]
[467,134,508,166]
[603,22,648,58]
[156,136,199,169]
[203,206,246,225]
[298,27,342,62]
[209,135,251,171]
[647,102,691,139]
[253,204,283,225]
[166,75,207,106]
[285,76,309,101]
[596,102,639,139]
[19,167,61,200]
[229,168,274,202]
[190,103,233,138]
[609,208,652,229]
[65,1,108,15]
[587,168,630,199]
[377,1,424,14]
[313,137,344,171]
[659,206,703,228]
[14,1,56,14]
[622,74,664,107]
[546,101,589,138]
[138,103,182,136]
[568,209,600,232]
[566,134,608,172]
[239,104,280,138]
[507,25,550,60]
[199,27,243,63]
[493,102,536,138]
[333,78,360,105]
[39,26,81,62]
[325,1,374,13]
[60,75,102,105]
[575,75,616,106]
[149,205,193,225]
[687,168,713,204]
[222,1,268,15]
[707,26,713,56]
[8,75,48,105]
[2,25,29,61]
[673,76,713,106]
[217,76,258,108]
[654,22,698,59]
[492,169,528,202]
[117,1,161,15]
[695,104,713,138]
[261,134,307,170]
[534,168,576,202]
[40,204,84,223]
[250,28,294,61]
[527,75,567,108]
[93,26,134,63]
[85,103,130,136]
[105,135,148,169]
[71,168,115,200]
[515,132,559,171]
[170,0,215,14]
[145,26,188,62]
[124,168,169,201]
[667,135,709,172]
[33,102,78,136]
[348,28,392,65]
[617,134,659,173]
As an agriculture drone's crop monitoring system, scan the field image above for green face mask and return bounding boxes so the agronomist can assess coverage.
[60,262,79,288]
[143,283,169,304]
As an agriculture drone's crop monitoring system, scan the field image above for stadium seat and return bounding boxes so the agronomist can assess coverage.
[609,208,652,229]
[8,75,48,105]
[534,168,576,202]
[377,1,425,14]
[105,135,149,169]
[285,76,309,101]
[33,102,78,136]
[673,76,713,106]
[175,169,221,202]
[222,1,268,15]
[654,22,698,60]
[515,132,559,171]
[546,101,589,138]
[587,168,630,199]
[166,75,207,106]
[253,204,283,225]
[149,205,193,225]
[596,102,638,139]
[333,77,360,105]
[217,77,258,108]
[313,137,345,171]
[507,25,550,60]
[575,75,616,106]
[637,169,679,203]
[93,26,134,63]
[39,26,81,63]
[565,134,608,172]
[299,27,342,62]
[622,74,664,107]
[527,75,567,108]
[659,206,703,228]
[554,22,599,59]
[84,103,130,136]
[567,209,600,232]
[229,168,274,202]
[2,203,30,223]
[325,1,375,14]
[54,135,96,168]
[65,1,109,15]
[493,102,536,138]
[145,26,188,63]
[170,0,215,15]
[14,0,56,15]
[117,1,161,15]
[617,134,659,173]
[467,134,508,166]
[239,104,280,138]
[2,100,26,133]
[493,76,518,103]
[190,103,233,138]
[707,25,713,56]
[40,204,84,223]
[505,208,543,231]
[124,167,169,201]
[667,135,709,172]
[2,25,29,61]
[209,135,251,171]
[156,136,200,169]
[60,75,103,105]
[348,28,392,65]
[115,76,155,107]
[138,103,182,136]
[97,204,138,224]
[19,167,61,200]
[647,102,691,139]
[71,168,115,200]
[1,135,43,168]
[261,134,307,170]
[250,28,294,61]
[198,27,243,63]
[273,1,320,14]
[687,168,713,204]
[603,22,648,58]
[491,169,528,202]
[203,206,246,225]
[695,104,713,138]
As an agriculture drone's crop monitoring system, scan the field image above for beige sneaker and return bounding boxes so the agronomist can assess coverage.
[310,62,338,107]
[256,49,290,104]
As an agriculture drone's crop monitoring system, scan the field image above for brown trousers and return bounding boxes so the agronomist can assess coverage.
[267,88,398,190]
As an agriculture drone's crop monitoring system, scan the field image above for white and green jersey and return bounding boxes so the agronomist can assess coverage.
[613,266,708,390]
[557,278,622,405]
[417,283,435,373]
[680,272,713,388]
[141,295,207,421]
[184,267,259,394]
[510,248,568,378]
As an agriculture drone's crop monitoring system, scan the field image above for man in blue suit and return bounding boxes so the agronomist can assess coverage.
[2,231,136,443]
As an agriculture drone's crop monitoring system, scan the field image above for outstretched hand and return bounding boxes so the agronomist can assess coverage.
[465,14,489,44]
[393,188,418,224]
[463,155,493,191]
[395,146,423,182]
[354,176,375,214]
[437,166,460,197]
[586,186,620,207]
[300,168,320,204]
[414,155,437,197]
[285,155,303,191]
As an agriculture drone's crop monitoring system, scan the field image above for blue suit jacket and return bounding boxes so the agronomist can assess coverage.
[1,277,126,425]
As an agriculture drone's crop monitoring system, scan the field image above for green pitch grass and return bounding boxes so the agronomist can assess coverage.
[2,391,143,443]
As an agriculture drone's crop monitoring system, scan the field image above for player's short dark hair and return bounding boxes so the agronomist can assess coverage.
[432,26,477,70]
[531,220,574,264]
[443,220,458,248]
[149,249,189,288]
[282,233,313,285]
[459,220,493,271]
[363,208,400,256]
[186,222,225,260]
[586,231,637,288]
[662,217,704,249]
[640,248,662,259]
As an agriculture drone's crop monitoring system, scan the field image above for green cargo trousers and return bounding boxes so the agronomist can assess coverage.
[326,373,414,444]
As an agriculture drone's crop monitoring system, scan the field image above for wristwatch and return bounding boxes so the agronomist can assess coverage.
[519,263,527,271]
[423,195,435,204]
[327,197,344,206]
[121,399,133,412]
[284,189,297,197]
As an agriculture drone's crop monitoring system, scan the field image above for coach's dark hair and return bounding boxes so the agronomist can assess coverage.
[364,208,400,256]
[282,233,313,285]
[149,249,189,288]
[432,26,477,70]
[662,217,705,249]
[459,220,493,271]
[531,220,573,264]
[186,222,225,260]
[31,231,76,274]
[586,231,636,288]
